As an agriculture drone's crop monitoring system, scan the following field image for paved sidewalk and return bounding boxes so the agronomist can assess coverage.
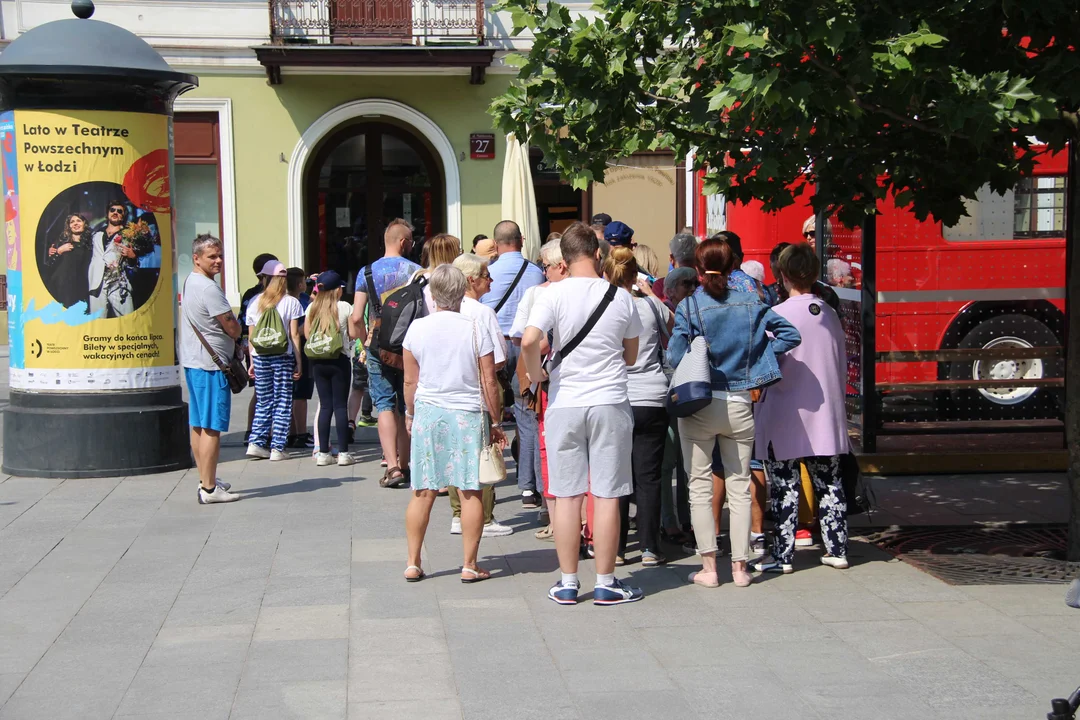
[0,385,1077,718]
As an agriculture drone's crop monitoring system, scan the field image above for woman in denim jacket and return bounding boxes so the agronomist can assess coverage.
[668,238,801,588]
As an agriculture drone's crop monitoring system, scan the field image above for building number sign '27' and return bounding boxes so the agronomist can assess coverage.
[470,133,495,160]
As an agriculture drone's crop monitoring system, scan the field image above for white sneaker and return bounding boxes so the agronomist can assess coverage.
[270,449,289,462]
[482,521,514,537]
[337,452,356,467]
[195,479,231,491]
[246,444,271,460]
[450,517,462,535]
[820,555,849,569]
[315,452,333,466]
[198,485,240,504]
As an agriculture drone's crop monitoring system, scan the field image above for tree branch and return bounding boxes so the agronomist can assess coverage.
[643,90,683,105]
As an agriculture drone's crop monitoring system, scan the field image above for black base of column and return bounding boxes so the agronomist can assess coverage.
[3,388,191,478]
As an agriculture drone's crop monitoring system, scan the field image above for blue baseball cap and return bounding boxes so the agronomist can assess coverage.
[316,270,343,291]
[604,221,634,246]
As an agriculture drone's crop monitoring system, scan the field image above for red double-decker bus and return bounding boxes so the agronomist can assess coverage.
[694,146,1068,423]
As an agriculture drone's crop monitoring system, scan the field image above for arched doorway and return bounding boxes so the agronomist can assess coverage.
[303,121,444,294]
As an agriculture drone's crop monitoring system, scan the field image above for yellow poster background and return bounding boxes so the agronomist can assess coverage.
[11,109,177,390]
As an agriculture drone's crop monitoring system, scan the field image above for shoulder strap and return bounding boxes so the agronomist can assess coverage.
[187,318,228,371]
[647,296,670,343]
[494,259,529,314]
[560,283,618,361]
[364,266,380,315]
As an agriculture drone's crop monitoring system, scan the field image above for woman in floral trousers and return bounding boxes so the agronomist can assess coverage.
[752,243,850,574]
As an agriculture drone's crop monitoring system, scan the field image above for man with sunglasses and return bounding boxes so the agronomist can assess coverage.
[87,200,138,317]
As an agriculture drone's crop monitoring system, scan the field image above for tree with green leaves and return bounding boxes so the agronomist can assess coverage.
[491,0,1080,554]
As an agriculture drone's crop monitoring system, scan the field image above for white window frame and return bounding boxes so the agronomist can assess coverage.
[173,97,240,306]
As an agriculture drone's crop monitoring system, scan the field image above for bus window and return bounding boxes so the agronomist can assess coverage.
[1014,175,1067,238]
[942,176,1068,241]
[942,184,1016,241]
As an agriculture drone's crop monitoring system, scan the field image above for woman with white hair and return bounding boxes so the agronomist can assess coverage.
[402,265,507,583]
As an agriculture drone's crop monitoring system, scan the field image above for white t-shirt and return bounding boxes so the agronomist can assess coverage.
[510,284,545,339]
[403,311,495,412]
[627,295,672,407]
[460,296,506,366]
[527,277,642,410]
[304,300,353,358]
[246,294,305,356]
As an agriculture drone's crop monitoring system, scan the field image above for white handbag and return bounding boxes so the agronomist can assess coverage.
[666,295,713,418]
[474,323,507,486]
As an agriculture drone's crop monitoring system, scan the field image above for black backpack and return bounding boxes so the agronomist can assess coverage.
[376,275,428,369]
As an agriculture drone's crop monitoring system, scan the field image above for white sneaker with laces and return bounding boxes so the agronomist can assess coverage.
[315,452,333,466]
[482,521,514,537]
[820,555,849,569]
[270,449,289,462]
[337,452,356,467]
[246,444,271,460]
[199,485,240,504]
[450,517,462,535]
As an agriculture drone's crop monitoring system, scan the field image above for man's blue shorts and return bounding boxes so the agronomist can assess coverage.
[185,367,232,433]
[366,351,405,414]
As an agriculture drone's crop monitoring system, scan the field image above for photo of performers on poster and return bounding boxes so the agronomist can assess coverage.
[38,183,162,317]
[3,108,179,391]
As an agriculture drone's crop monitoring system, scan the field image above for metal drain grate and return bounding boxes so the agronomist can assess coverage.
[863,525,1080,585]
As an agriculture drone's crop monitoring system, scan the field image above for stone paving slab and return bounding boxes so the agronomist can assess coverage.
[0,390,1076,718]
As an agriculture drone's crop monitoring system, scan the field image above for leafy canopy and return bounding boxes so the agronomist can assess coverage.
[490,0,1079,226]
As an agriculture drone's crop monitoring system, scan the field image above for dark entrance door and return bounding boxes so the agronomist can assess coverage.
[305,122,443,297]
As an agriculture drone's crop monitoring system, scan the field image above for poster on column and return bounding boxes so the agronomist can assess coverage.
[1,109,178,391]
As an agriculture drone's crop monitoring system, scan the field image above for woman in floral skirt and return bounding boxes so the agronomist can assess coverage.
[401,265,507,583]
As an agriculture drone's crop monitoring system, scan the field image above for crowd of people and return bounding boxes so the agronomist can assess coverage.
[179,210,851,604]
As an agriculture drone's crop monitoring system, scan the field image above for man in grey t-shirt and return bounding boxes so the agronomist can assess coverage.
[181,234,242,504]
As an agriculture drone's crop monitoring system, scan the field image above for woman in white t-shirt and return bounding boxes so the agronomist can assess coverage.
[304,270,354,467]
[245,261,305,460]
[401,265,507,584]
[604,247,674,567]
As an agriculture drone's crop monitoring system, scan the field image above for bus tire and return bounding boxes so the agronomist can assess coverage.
[945,313,1063,421]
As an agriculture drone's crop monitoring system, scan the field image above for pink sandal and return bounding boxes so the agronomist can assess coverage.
[689,570,720,588]
[731,562,752,587]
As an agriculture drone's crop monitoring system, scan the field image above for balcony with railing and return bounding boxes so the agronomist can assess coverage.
[257,0,493,83]
[268,0,484,45]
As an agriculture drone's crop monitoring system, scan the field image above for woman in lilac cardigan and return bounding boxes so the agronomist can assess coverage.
[751,243,850,574]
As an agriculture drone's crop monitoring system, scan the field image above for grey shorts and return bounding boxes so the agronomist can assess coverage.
[543,401,634,499]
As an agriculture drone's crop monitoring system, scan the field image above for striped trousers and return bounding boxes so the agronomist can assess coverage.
[251,353,295,451]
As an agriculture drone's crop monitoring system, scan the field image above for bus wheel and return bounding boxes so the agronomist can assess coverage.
[946,313,1063,421]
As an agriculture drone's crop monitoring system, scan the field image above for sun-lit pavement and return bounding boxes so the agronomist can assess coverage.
[0,374,1077,719]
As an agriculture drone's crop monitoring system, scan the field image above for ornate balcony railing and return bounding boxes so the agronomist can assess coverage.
[269,0,485,44]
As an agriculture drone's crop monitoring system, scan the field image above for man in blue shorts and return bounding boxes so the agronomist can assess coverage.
[181,234,243,504]
[349,219,420,488]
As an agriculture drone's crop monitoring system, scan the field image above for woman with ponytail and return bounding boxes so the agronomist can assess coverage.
[305,271,355,466]
[667,238,800,588]
[603,246,673,567]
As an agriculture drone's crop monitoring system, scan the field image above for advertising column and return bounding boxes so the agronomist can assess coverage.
[3,109,177,391]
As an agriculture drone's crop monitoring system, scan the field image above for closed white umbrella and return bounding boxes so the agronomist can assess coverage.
[501,132,541,262]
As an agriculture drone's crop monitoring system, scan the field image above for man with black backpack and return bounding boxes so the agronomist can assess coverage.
[481,221,545,507]
[349,219,421,488]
